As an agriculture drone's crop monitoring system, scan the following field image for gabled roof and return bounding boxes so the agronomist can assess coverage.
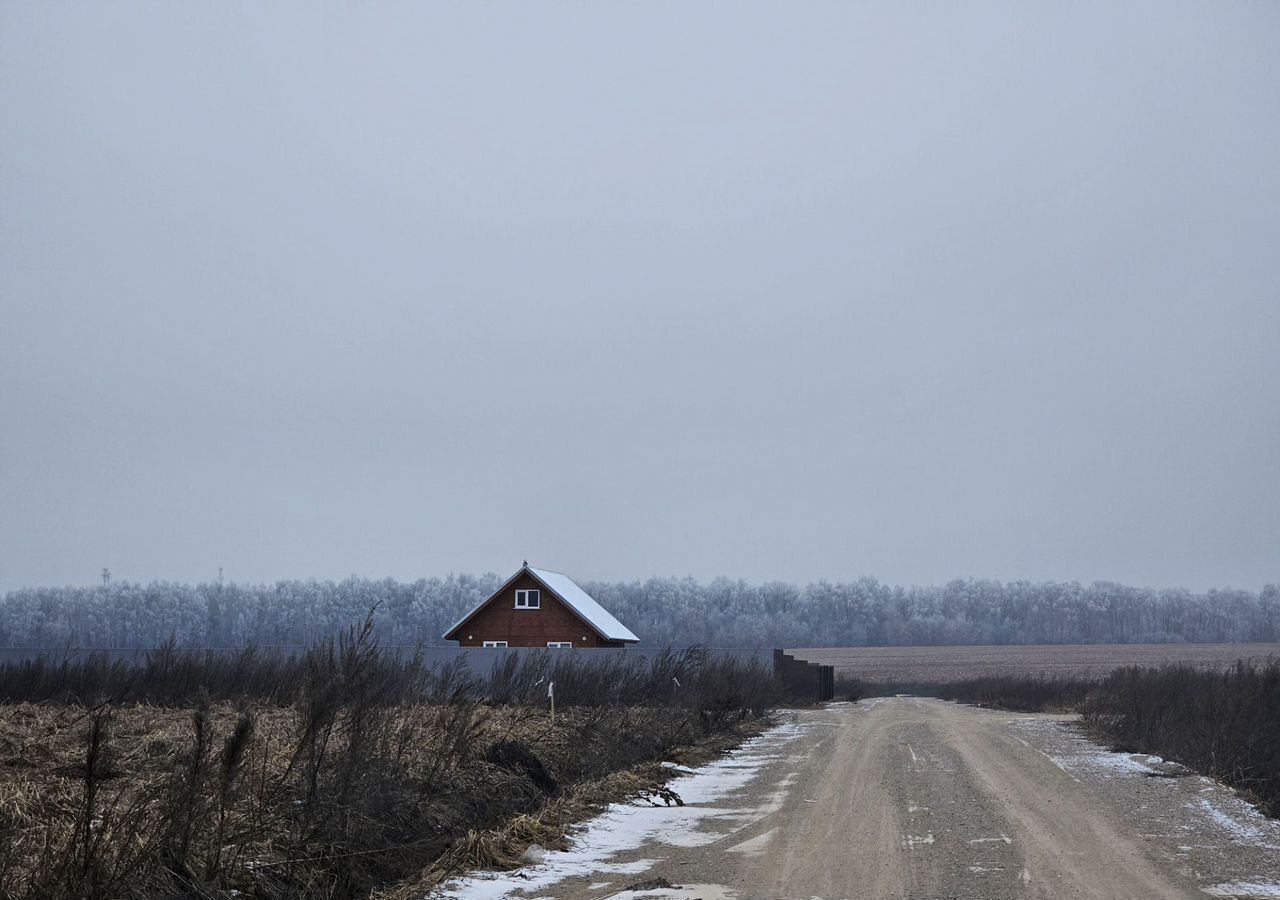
[527,567,639,642]
[442,564,640,643]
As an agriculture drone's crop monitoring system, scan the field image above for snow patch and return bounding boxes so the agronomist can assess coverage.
[435,722,806,898]
[726,828,776,857]
[1048,749,1161,776]
[1202,881,1280,898]
[609,885,738,900]
[1189,798,1280,848]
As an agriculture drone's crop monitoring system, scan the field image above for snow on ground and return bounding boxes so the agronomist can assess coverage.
[1009,718,1165,778]
[725,827,776,858]
[606,886,738,900]
[1202,881,1280,898]
[1010,717,1188,781]
[1047,748,1163,777]
[1006,712,1280,896]
[1190,796,1280,850]
[659,762,696,774]
[1013,716,1280,848]
[434,721,806,899]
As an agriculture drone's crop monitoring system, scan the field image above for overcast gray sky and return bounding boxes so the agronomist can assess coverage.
[2,2,1277,594]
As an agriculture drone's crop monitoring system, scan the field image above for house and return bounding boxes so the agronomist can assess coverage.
[442,562,639,648]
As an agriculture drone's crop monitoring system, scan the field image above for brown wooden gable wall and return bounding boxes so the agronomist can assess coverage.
[450,571,623,648]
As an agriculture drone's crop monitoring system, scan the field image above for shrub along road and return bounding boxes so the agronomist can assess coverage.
[448,698,1280,899]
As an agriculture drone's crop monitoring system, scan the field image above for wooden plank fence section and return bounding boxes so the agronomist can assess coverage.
[773,648,835,703]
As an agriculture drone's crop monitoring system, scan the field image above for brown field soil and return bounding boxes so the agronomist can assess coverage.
[789,641,1280,681]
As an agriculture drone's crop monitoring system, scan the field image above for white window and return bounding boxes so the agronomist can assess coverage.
[482,640,508,648]
[547,641,572,648]
[515,589,540,609]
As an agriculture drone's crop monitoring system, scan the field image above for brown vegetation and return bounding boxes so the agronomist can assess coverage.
[1083,661,1280,817]
[0,617,783,899]
[797,641,1280,682]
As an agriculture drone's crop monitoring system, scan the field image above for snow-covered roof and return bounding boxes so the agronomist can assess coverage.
[527,567,639,643]
[442,565,639,643]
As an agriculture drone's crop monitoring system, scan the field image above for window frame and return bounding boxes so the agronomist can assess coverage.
[515,589,541,609]
[546,641,572,649]
[482,640,508,648]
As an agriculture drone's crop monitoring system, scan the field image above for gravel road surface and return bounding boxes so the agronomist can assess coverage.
[440,698,1280,900]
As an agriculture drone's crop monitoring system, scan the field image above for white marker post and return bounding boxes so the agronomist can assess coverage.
[548,680,555,725]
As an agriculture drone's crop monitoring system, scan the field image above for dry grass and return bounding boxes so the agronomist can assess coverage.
[377,725,756,899]
[0,626,782,899]
[0,702,766,898]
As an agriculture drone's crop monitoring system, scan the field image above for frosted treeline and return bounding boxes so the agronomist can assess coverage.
[2,575,1277,649]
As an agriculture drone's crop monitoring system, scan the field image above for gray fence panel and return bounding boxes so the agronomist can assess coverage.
[0,645,773,671]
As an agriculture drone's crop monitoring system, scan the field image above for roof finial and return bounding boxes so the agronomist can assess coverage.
[523,559,528,568]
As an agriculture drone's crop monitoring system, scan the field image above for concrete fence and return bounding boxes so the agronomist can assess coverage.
[0,644,774,670]
[0,645,837,703]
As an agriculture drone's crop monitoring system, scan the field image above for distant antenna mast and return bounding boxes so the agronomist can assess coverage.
[218,566,224,583]
[101,567,111,586]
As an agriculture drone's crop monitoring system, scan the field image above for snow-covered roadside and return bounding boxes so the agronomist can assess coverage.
[433,720,806,899]
[1008,715,1280,897]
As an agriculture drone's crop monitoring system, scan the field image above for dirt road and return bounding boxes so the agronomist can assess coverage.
[440,698,1280,899]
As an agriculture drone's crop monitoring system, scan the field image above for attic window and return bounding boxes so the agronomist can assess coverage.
[515,589,540,609]
[547,641,572,648]
[482,641,508,648]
